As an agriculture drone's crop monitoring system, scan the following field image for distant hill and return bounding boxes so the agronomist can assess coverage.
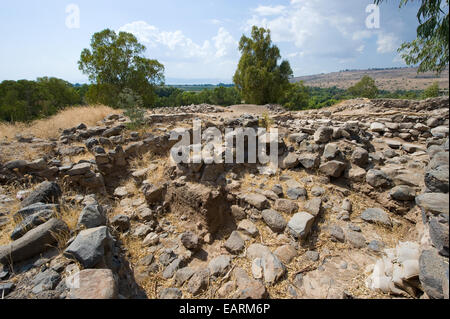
[292,66,449,91]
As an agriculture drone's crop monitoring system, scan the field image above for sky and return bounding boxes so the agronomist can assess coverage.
[0,0,422,84]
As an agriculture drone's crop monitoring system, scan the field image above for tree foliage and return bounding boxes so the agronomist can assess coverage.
[376,0,449,74]
[347,76,379,98]
[154,86,241,108]
[233,26,293,105]
[422,81,440,97]
[78,29,165,107]
[0,78,81,122]
[279,82,310,110]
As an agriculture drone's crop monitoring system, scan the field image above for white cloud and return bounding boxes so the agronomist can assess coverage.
[118,21,238,80]
[356,45,365,53]
[213,27,237,58]
[352,30,373,41]
[245,0,371,65]
[119,21,213,59]
[209,19,222,25]
[253,5,286,16]
[377,32,399,53]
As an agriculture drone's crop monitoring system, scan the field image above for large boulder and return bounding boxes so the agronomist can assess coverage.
[187,268,210,296]
[361,208,392,227]
[180,231,200,251]
[288,212,315,239]
[416,193,449,216]
[366,169,392,188]
[67,163,91,176]
[242,193,269,210]
[0,218,69,264]
[298,153,320,169]
[20,181,62,208]
[281,153,300,169]
[233,267,268,299]
[64,226,113,268]
[67,269,118,299]
[273,199,298,214]
[261,209,287,233]
[425,166,449,193]
[351,147,369,167]
[166,182,230,233]
[142,183,167,204]
[389,185,416,201]
[419,250,449,299]
[208,255,231,277]
[319,161,346,178]
[77,205,106,229]
[262,252,286,285]
[11,209,55,240]
[14,203,60,220]
[225,231,245,254]
[314,126,333,144]
[429,217,449,257]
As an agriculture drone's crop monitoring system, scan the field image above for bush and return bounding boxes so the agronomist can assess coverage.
[258,112,274,130]
[0,78,82,122]
[153,85,241,108]
[279,82,309,110]
[422,82,439,98]
[119,88,146,130]
[347,76,379,99]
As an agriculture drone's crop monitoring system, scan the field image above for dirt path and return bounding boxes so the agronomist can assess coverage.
[215,104,270,118]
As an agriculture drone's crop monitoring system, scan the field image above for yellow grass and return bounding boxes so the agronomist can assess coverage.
[0,105,121,140]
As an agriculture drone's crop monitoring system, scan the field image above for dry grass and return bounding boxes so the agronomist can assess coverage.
[129,152,168,185]
[0,105,121,140]
[57,204,82,232]
[118,233,161,299]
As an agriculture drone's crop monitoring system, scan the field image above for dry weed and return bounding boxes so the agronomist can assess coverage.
[0,105,121,140]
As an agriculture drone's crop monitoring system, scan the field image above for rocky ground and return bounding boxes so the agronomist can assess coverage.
[0,97,448,299]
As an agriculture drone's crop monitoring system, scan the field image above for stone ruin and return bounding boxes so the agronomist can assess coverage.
[0,97,448,299]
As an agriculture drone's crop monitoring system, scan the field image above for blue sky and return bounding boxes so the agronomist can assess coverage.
[0,0,421,84]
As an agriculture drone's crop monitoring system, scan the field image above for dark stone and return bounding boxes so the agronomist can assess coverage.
[429,217,449,257]
[0,218,69,265]
[419,249,448,299]
[11,209,55,240]
[21,181,62,208]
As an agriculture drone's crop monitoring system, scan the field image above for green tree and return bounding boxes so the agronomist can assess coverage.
[423,81,440,97]
[233,26,293,105]
[376,0,449,74]
[279,82,310,110]
[0,78,82,122]
[347,76,379,98]
[78,29,165,108]
[37,77,80,107]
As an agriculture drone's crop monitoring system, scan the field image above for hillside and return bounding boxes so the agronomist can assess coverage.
[292,67,449,91]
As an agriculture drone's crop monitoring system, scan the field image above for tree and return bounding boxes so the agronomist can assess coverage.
[375,0,449,74]
[78,29,165,107]
[279,82,310,110]
[423,81,440,97]
[347,76,379,98]
[37,77,80,108]
[0,78,82,122]
[233,26,293,105]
